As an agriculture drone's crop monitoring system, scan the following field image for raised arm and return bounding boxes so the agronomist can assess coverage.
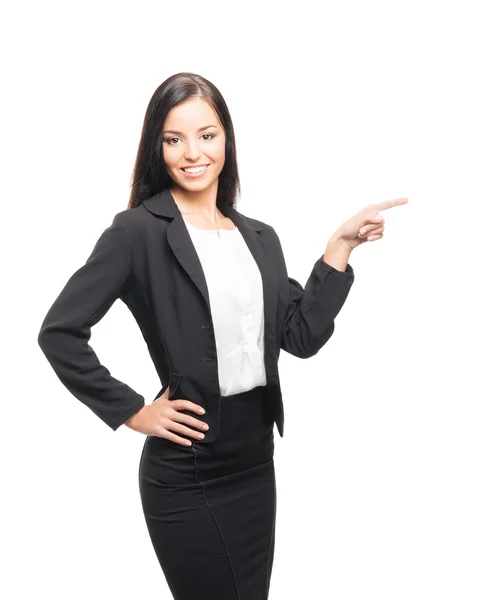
[269,227,355,359]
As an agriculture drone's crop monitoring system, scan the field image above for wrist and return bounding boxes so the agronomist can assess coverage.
[323,234,352,272]
[124,404,147,429]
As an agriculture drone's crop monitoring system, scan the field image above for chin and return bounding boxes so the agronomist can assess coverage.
[188,175,219,188]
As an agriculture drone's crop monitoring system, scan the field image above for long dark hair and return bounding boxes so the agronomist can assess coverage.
[127,73,241,211]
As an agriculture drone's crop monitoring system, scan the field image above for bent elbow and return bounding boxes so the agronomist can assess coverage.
[37,324,51,355]
[281,321,335,359]
[38,321,66,361]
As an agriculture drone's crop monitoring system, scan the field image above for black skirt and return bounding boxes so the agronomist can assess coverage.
[138,385,276,600]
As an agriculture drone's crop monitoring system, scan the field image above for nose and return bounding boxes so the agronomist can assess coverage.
[184,138,202,161]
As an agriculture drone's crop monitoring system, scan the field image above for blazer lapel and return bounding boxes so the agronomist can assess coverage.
[143,189,279,358]
[222,203,279,359]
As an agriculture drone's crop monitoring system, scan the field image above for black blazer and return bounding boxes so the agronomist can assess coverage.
[38,188,355,443]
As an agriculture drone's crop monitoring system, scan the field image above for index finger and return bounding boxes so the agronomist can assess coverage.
[374,197,409,211]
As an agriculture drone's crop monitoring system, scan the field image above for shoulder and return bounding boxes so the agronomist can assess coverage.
[233,209,284,253]
[111,205,148,228]
[109,205,156,242]
[233,209,276,235]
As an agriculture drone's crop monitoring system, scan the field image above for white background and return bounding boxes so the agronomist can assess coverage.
[2,1,499,598]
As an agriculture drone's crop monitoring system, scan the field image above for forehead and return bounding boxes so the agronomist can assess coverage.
[163,97,221,129]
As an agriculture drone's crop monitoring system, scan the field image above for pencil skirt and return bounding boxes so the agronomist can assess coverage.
[138,385,276,600]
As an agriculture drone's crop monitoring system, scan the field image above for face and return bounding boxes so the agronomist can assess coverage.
[162,97,226,195]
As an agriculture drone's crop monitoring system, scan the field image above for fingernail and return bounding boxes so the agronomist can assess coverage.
[199,408,205,414]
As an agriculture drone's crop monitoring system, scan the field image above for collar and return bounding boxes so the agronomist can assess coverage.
[142,188,263,232]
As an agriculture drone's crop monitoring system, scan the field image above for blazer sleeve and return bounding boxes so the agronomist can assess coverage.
[269,227,355,358]
[37,213,146,430]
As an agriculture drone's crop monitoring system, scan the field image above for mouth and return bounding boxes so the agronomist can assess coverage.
[180,164,210,175]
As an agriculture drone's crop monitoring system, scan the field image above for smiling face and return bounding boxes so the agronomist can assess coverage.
[162,96,226,196]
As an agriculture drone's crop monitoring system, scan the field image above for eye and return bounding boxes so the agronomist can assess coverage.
[163,133,215,145]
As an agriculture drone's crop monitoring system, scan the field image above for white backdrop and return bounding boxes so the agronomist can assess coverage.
[2,1,499,598]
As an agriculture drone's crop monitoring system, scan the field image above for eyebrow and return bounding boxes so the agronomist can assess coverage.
[162,124,219,135]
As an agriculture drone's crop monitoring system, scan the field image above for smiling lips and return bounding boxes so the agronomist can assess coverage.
[181,164,209,173]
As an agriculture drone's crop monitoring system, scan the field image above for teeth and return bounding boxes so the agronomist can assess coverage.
[183,165,208,173]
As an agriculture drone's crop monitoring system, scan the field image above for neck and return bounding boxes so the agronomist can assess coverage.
[170,182,225,223]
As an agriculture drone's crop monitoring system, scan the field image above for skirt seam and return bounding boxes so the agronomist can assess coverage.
[265,468,277,596]
[191,444,241,600]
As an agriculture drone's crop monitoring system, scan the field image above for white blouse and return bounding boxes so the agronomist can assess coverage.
[183,217,267,396]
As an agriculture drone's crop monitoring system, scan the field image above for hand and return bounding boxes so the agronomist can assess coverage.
[334,197,409,251]
[124,385,209,446]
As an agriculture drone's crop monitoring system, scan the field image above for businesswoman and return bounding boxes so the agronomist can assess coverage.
[38,72,408,600]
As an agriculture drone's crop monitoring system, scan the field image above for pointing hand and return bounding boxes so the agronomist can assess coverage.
[335,197,409,251]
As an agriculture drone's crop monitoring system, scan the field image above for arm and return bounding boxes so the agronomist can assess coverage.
[270,227,355,359]
[37,213,145,430]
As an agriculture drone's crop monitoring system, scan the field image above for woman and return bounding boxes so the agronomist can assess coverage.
[38,72,408,599]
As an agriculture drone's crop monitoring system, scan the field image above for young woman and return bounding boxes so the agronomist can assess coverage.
[38,72,407,600]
